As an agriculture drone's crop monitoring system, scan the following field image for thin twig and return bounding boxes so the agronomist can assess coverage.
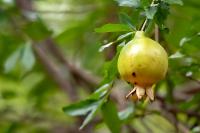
[141,19,148,31]
[154,24,159,42]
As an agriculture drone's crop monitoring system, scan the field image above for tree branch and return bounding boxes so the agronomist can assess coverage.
[32,42,78,101]
[44,39,100,87]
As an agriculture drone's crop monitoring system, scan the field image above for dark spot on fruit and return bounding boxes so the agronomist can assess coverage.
[132,72,136,77]
[134,82,137,85]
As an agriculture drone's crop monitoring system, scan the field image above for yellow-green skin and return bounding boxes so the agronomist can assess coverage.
[118,31,168,88]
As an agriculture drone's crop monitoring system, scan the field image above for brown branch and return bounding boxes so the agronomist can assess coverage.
[32,43,78,101]
[183,87,200,94]
[45,39,100,87]
[15,0,33,11]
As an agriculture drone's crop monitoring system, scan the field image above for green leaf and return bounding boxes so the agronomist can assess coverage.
[99,32,133,52]
[119,12,136,30]
[179,33,200,47]
[63,99,98,116]
[4,47,22,73]
[89,84,110,100]
[169,51,185,59]
[145,6,158,19]
[101,42,124,84]
[80,99,105,129]
[21,42,35,72]
[154,1,170,29]
[114,0,140,7]
[118,105,134,121]
[140,0,151,7]
[101,100,121,133]
[162,0,183,5]
[63,83,112,129]
[99,42,114,52]
[179,33,200,58]
[95,24,131,33]
[117,32,134,41]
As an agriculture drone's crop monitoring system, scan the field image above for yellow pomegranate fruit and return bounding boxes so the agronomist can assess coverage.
[118,31,168,101]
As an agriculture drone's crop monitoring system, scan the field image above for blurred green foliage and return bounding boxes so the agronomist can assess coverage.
[0,0,200,133]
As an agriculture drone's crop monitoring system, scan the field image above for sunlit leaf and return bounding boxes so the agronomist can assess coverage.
[99,32,133,52]
[99,42,114,52]
[80,99,105,129]
[169,51,185,59]
[114,0,140,7]
[118,105,134,121]
[162,0,183,5]
[21,42,35,72]
[63,99,98,116]
[117,32,133,40]
[4,47,22,73]
[89,83,110,100]
[95,24,131,33]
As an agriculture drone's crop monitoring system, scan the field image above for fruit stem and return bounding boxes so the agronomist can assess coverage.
[140,0,156,31]
[155,24,159,42]
[141,19,148,31]
[126,87,136,99]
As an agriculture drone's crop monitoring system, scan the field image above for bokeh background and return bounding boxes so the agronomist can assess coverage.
[0,0,200,133]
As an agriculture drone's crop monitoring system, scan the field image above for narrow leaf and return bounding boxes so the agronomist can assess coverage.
[169,51,185,59]
[80,99,104,129]
[118,105,134,121]
[162,0,183,5]
[21,42,35,72]
[99,42,114,52]
[89,84,110,100]
[114,0,140,7]
[117,32,133,40]
[4,47,22,73]
[63,100,98,116]
[95,24,131,33]
[99,32,133,52]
